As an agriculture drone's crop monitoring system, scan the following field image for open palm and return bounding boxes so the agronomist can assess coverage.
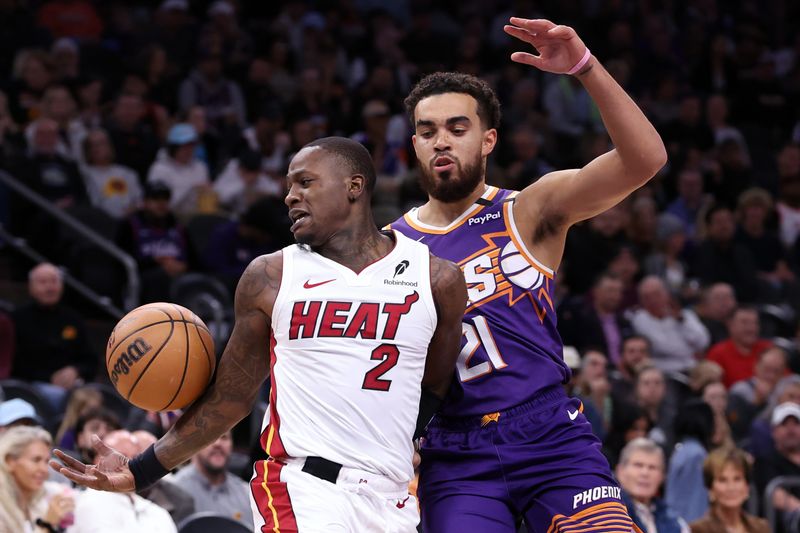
[50,435,136,492]
[503,18,589,74]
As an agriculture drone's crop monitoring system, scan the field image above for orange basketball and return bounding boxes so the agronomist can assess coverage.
[105,302,216,412]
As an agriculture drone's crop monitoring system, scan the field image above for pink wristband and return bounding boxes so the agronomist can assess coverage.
[567,48,592,75]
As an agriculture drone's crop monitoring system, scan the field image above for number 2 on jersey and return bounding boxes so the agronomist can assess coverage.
[362,344,399,391]
[456,316,507,382]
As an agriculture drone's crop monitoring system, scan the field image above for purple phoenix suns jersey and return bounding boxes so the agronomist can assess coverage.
[389,186,570,417]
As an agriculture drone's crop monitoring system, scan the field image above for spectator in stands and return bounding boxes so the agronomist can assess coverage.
[563,205,629,294]
[50,38,80,84]
[0,426,75,532]
[25,84,86,163]
[706,94,750,161]
[728,347,789,443]
[11,263,96,411]
[147,123,211,215]
[628,196,659,260]
[701,380,733,448]
[351,99,408,182]
[573,349,612,441]
[666,168,712,242]
[103,93,160,182]
[707,306,772,388]
[754,402,800,533]
[239,102,290,179]
[70,429,177,532]
[616,437,690,533]
[203,196,291,293]
[691,204,759,303]
[177,46,246,135]
[688,361,724,397]
[634,364,677,451]
[694,283,738,345]
[610,335,652,406]
[7,49,53,124]
[643,213,690,295]
[15,117,85,207]
[690,447,769,533]
[558,272,631,365]
[172,430,252,527]
[603,403,652,469]
[73,407,120,464]
[542,74,604,166]
[0,398,44,433]
[736,188,795,295]
[775,143,800,249]
[213,148,282,216]
[54,386,101,450]
[81,127,142,219]
[133,430,195,525]
[503,123,554,191]
[632,276,710,374]
[748,375,800,460]
[666,399,715,523]
[116,181,193,303]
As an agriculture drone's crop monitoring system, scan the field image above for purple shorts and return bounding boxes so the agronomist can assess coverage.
[418,386,634,533]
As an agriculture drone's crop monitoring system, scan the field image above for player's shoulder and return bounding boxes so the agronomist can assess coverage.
[429,254,465,292]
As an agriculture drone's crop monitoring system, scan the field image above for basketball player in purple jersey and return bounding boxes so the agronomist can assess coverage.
[388,18,666,532]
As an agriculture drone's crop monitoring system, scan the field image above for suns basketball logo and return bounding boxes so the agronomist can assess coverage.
[497,240,545,291]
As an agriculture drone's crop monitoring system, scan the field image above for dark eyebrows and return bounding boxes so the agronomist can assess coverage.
[415,116,472,129]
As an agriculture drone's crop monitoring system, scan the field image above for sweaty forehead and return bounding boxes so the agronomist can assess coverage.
[415,93,479,124]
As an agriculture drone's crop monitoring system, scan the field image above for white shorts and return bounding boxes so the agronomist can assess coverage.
[249,458,419,532]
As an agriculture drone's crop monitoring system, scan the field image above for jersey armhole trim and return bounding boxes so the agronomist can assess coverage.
[503,200,555,278]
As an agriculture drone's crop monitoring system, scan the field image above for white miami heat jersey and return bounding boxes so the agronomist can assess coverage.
[262,230,438,484]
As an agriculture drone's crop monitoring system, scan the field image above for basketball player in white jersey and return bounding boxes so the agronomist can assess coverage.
[51,137,467,532]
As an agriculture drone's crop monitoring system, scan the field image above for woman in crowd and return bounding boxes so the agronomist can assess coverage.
[0,426,75,533]
[690,447,768,532]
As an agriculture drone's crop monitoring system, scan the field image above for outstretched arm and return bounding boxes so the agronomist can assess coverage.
[504,18,667,266]
[51,253,282,491]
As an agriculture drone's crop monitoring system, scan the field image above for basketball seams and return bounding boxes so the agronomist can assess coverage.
[192,321,215,386]
[107,303,215,412]
[106,318,210,365]
[160,317,192,411]
[125,320,175,400]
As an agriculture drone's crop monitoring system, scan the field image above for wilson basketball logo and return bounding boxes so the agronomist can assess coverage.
[110,337,152,385]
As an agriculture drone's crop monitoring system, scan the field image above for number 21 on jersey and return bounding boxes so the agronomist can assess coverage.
[456,316,507,382]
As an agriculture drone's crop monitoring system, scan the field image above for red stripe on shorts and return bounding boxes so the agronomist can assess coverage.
[250,459,299,533]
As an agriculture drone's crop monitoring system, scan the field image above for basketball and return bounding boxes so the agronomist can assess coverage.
[105,302,216,412]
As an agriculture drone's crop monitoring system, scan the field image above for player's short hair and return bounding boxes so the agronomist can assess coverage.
[404,72,501,130]
[618,437,664,469]
[305,136,377,193]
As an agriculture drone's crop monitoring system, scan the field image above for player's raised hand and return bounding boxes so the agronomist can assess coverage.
[50,435,136,492]
[503,18,591,75]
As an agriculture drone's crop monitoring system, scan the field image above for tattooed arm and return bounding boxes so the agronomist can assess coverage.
[51,252,283,491]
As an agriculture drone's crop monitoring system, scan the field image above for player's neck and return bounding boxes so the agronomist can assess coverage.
[419,184,488,226]
[314,226,394,273]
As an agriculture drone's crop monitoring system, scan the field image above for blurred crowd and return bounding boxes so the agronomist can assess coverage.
[0,0,800,531]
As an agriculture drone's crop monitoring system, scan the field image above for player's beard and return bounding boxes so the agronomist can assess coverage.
[419,152,484,203]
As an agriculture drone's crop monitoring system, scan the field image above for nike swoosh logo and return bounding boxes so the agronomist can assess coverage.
[303,278,335,289]
[396,496,410,509]
[416,236,425,241]
[568,409,579,421]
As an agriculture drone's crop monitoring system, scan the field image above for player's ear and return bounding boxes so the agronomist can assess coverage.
[482,128,498,157]
[348,174,366,202]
